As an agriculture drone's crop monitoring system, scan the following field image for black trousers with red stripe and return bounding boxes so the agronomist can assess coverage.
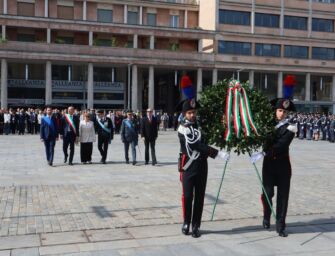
[262,156,292,229]
[181,159,208,228]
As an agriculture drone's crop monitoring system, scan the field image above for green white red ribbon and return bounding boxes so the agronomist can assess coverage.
[224,80,259,141]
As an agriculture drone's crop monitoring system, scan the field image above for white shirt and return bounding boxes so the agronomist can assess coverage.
[38,114,43,124]
[79,120,96,143]
[4,113,10,123]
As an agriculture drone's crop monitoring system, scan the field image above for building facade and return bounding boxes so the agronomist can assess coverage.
[0,0,335,113]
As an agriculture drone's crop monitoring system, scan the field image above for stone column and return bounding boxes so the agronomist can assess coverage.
[308,0,312,38]
[83,0,87,21]
[198,40,203,53]
[133,34,138,49]
[305,73,311,101]
[131,65,138,111]
[184,10,188,28]
[280,0,284,36]
[277,71,283,98]
[251,0,255,34]
[87,63,94,109]
[89,31,93,46]
[2,25,6,40]
[139,6,143,25]
[249,70,254,89]
[47,28,51,44]
[212,68,218,85]
[148,66,154,109]
[45,61,52,105]
[197,68,203,100]
[44,0,49,18]
[124,5,128,24]
[1,59,8,109]
[150,35,155,50]
[3,0,7,15]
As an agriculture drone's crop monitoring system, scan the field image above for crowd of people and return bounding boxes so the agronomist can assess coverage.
[0,106,177,166]
[291,113,335,142]
[0,108,180,136]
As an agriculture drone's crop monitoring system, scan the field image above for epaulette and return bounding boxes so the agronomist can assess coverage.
[178,125,191,135]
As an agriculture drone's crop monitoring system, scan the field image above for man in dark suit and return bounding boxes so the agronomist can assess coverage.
[95,110,114,164]
[141,108,158,165]
[40,106,59,166]
[121,110,139,165]
[17,109,26,135]
[0,109,4,135]
[60,106,79,165]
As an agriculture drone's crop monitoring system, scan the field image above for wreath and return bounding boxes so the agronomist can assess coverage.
[198,79,275,155]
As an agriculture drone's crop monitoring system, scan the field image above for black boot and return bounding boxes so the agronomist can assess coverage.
[262,219,270,229]
[276,222,288,237]
[181,223,190,235]
[64,155,68,163]
[278,229,288,237]
[191,225,201,238]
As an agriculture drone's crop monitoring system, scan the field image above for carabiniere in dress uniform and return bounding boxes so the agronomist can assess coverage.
[177,99,229,238]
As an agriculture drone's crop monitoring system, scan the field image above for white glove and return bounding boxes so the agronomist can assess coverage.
[217,150,230,162]
[250,152,265,164]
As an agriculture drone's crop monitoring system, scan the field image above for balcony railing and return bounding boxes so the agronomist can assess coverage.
[142,0,199,5]
[52,80,85,91]
[8,98,45,105]
[8,79,45,88]
[94,82,125,92]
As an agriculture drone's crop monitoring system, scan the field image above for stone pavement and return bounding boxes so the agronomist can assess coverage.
[0,131,334,255]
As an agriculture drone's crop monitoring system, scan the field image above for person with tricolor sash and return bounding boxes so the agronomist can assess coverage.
[40,106,59,166]
[60,106,80,165]
[95,110,114,164]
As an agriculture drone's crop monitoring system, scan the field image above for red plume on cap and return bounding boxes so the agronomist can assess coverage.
[283,74,297,99]
[284,75,296,88]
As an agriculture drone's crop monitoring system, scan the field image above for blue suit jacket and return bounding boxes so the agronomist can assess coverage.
[40,115,59,140]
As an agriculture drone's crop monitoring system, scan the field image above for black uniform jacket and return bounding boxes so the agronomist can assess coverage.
[178,122,218,172]
[95,117,114,140]
[264,121,296,160]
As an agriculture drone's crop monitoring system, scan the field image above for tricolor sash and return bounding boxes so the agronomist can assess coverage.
[64,114,77,135]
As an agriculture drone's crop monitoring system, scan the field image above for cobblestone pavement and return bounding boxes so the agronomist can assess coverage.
[0,131,334,255]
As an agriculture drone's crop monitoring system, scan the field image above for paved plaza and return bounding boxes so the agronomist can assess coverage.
[0,131,334,255]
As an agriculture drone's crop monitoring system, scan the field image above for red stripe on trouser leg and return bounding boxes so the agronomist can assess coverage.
[180,154,186,220]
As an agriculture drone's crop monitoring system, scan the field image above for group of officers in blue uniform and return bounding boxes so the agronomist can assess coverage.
[293,113,335,142]
[177,97,298,238]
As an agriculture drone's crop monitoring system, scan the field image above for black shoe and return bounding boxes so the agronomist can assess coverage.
[102,161,106,164]
[181,223,190,235]
[64,156,68,163]
[69,162,73,166]
[48,162,52,166]
[132,161,137,166]
[100,158,104,163]
[191,226,201,238]
[278,229,288,237]
[262,219,270,229]
[145,161,148,165]
[152,162,157,166]
[126,160,129,164]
